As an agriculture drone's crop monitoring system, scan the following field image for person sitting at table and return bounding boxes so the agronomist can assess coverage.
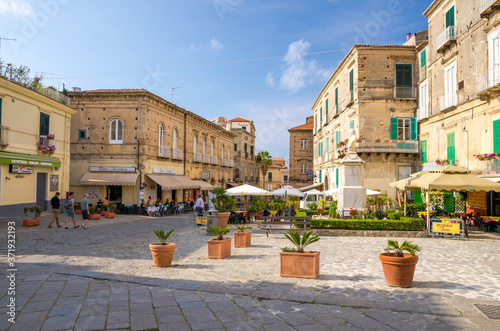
[97,199,103,209]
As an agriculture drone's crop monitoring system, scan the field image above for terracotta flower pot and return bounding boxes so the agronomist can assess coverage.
[89,214,101,220]
[101,211,107,216]
[279,251,320,279]
[234,231,251,248]
[207,237,231,259]
[105,213,115,219]
[75,209,82,215]
[149,243,177,267]
[23,218,40,227]
[217,212,231,228]
[379,253,419,288]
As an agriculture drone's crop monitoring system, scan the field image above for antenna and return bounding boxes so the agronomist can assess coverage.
[172,86,181,103]
[0,37,16,59]
[40,72,54,85]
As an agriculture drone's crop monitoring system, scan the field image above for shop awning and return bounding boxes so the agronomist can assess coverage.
[192,180,213,191]
[146,174,199,190]
[80,173,138,186]
[0,151,61,167]
[298,182,324,192]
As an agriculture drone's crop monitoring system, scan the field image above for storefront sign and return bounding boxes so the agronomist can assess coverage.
[468,191,486,209]
[0,152,61,167]
[89,166,136,172]
[201,171,210,179]
[196,217,207,225]
[50,175,59,191]
[153,168,176,174]
[432,222,460,234]
[10,164,34,174]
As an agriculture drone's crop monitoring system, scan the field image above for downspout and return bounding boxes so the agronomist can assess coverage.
[183,112,187,175]
[137,96,142,203]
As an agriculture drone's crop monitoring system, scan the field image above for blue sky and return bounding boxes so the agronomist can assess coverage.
[1,0,430,161]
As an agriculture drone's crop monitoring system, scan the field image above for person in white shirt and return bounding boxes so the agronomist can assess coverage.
[195,194,204,216]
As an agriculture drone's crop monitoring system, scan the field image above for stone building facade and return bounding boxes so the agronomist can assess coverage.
[417,0,500,215]
[288,116,314,188]
[68,89,235,206]
[0,77,75,217]
[266,158,288,191]
[312,44,421,201]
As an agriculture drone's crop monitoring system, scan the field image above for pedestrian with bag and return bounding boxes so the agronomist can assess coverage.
[195,194,204,217]
[81,193,90,229]
[48,192,62,228]
[64,192,79,229]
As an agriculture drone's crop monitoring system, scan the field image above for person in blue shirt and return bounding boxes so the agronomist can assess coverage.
[81,193,90,229]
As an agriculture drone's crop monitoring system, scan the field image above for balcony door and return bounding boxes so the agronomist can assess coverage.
[444,62,457,108]
[488,32,500,87]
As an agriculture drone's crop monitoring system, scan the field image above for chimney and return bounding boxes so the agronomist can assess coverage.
[407,33,412,41]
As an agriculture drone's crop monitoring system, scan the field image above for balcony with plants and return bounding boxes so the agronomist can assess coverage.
[39,134,56,153]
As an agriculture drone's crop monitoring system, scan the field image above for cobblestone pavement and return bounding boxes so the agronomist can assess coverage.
[1,213,499,330]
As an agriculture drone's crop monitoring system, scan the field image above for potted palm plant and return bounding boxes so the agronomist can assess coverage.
[280,231,320,279]
[105,204,117,219]
[23,206,42,227]
[234,225,252,248]
[210,187,235,228]
[207,225,231,258]
[88,206,101,220]
[149,229,176,267]
[379,240,421,288]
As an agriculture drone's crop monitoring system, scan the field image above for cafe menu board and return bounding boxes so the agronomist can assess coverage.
[432,222,460,234]
[468,191,486,209]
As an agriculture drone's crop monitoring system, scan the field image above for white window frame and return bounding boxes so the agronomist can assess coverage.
[398,118,411,141]
[300,139,308,150]
[158,124,164,149]
[193,135,197,155]
[488,29,500,87]
[211,141,214,157]
[444,61,457,108]
[419,81,429,119]
[109,119,123,144]
[173,128,178,150]
[300,164,308,174]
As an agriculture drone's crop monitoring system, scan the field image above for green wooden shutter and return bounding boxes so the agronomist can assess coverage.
[319,169,322,183]
[325,99,329,122]
[335,168,339,186]
[410,117,417,140]
[268,172,272,181]
[420,49,426,68]
[349,69,354,91]
[494,119,500,154]
[390,118,398,140]
[40,113,50,136]
[326,138,329,153]
[446,6,455,27]
[320,107,322,125]
[420,140,427,163]
[314,115,317,133]
[349,120,354,129]
[335,130,340,144]
[335,87,339,113]
[447,132,455,164]
[396,64,412,87]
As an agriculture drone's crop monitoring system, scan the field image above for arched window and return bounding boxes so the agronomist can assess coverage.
[158,124,164,149]
[173,128,178,150]
[193,135,197,155]
[110,119,123,144]
[203,138,207,155]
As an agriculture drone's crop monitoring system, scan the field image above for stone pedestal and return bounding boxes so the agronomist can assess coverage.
[337,152,367,218]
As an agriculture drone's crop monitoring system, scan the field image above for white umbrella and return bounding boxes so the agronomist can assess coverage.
[225,184,269,196]
[323,188,381,196]
[270,185,305,197]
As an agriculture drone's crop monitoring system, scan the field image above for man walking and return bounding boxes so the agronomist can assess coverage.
[64,192,79,229]
[195,194,204,217]
[81,193,90,229]
[48,192,62,228]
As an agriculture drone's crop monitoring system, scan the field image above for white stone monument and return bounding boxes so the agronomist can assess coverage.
[337,129,367,218]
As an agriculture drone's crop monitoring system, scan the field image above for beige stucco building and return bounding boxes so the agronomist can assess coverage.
[0,77,75,218]
[288,116,314,188]
[265,158,288,191]
[67,89,235,207]
[312,44,422,201]
[417,0,500,215]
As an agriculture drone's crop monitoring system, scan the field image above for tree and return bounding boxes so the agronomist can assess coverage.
[257,151,272,190]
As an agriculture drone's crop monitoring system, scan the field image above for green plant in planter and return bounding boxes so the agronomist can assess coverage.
[328,199,338,217]
[154,229,175,245]
[74,201,81,210]
[207,225,230,240]
[109,204,118,213]
[282,231,320,253]
[210,187,235,212]
[23,206,30,219]
[248,196,266,213]
[236,225,252,232]
[384,240,421,257]
[31,206,42,218]
[269,198,285,212]
[89,206,97,214]
[306,202,318,212]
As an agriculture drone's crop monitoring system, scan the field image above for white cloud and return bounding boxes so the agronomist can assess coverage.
[210,38,224,50]
[0,0,34,17]
[273,39,330,92]
[265,72,274,87]
[188,43,202,51]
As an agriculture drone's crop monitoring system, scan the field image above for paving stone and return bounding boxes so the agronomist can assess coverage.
[74,315,106,331]
[293,305,329,317]
[182,307,217,323]
[107,311,130,324]
[48,303,82,316]
[110,293,128,301]
[41,314,78,331]
[214,309,251,322]
[278,312,315,326]
[199,292,231,302]
[105,322,131,329]
[59,289,88,297]
[263,322,296,331]
[157,313,186,324]
[295,324,330,331]
[56,296,85,306]
[29,293,60,302]
[21,300,55,313]
[8,311,47,331]
[313,315,346,328]
[130,302,154,316]
[179,301,206,308]
[347,316,389,330]
[260,300,294,313]
[248,310,283,325]
[129,294,152,303]
[155,306,182,316]
[79,304,108,316]
[207,300,239,311]
[189,320,224,331]
[252,290,282,300]
[280,292,316,303]
[173,292,202,303]
[130,314,157,330]
[159,321,191,331]
[169,281,203,290]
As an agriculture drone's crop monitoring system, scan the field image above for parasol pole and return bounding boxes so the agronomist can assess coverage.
[403,191,407,216]
[426,190,430,234]
[245,195,248,223]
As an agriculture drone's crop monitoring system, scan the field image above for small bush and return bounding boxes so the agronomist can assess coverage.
[311,217,424,231]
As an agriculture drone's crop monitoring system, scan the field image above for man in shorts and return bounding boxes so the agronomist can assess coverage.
[81,193,90,229]
[64,192,79,229]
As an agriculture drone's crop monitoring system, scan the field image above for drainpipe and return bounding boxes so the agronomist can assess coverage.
[183,112,187,175]
[137,96,142,204]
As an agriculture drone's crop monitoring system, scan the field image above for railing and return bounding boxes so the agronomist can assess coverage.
[480,0,500,16]
[417,107,429,121]
[193,153,203,163]
[211,156,218,165]
[355,140,419,153]
[437,26,456,51]
[476,64,500,94]
[482,159,500,175]
[157,146,171,158]
[39,135,49,148]
[172,148,183,160]
[420,66,427,81]
[203,154,210,163]
[439,93,458,111]
[0,126,9,146]
[394,87,417,99]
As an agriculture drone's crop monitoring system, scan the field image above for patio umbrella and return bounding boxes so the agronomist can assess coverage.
[389,171,430,215]
[270,185,305,197]
[225,184,269,220]
[323,188,381,196]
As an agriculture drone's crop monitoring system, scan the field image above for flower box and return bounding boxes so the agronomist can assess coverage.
[89,214,101,220]
[23,218,39,227]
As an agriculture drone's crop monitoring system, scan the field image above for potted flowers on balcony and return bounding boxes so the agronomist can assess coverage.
[280,231,320,279]
[473,153,497,161]
[379,240,421,288]
[47,134,55,139]
[234,225,252,248]
[23,206,42,227]
[149,229,176,267]
[207,225,231,259]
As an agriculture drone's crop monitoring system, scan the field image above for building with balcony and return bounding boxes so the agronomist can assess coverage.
[288,116,314,188]
[213,116,259,186]
[416,0,500,215]
[312,44,421,200]
[0,77,75,218]
[68,89,235,206]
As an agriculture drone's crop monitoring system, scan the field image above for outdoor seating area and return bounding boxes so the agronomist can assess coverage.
[119,203,195,216]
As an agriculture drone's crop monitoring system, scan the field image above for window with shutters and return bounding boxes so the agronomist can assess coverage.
[319,169,322,183]
[398,166,412,180]
[335,86,339,114]
[335,168,339,186]
[234,143,237,151]
[446,5,455,28]
[494,120,500,154]
[193,135,198,156]
[78,130,86,139]
[444,61,457,108]
[158,124,164,150]
[349,69,354,101]
[300,164,308,174]
[326,137,329,154]
[447,132,456,165]
[395,64,412,87]
[335,131,340,145]
[173,128,178,150]
[268,172,272,181]
[488,31,500,87]
[420,49,427,80]
[419,82,429,119]
[0,98,2,125]
[391,117,417,141]
[398,118,411,140]
[325,99,329,122]
[300,139,308,150]
[349,120,354,130]
[420,140,427,163]
[109,119,123,144]
[314,115,317,133]
[40,113,50,136]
